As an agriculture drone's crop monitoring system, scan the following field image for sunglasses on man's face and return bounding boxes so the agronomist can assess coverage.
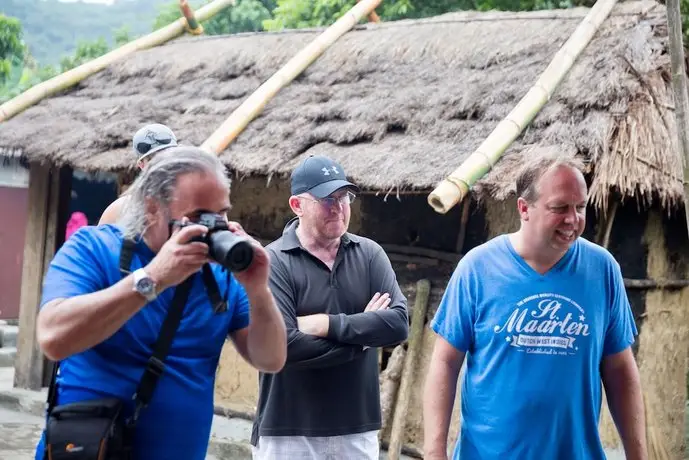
[136,135,173,155]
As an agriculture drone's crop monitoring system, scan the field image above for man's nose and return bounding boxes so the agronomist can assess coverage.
[563,207,577,224]
[329,202,343,214]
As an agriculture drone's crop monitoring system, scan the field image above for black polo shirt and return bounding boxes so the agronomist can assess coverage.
[251,218,409,443]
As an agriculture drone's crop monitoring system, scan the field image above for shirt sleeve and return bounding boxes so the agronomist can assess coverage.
[228,276,250,333]
[40,227,110,308]
[430,257,476,353]
[603,259,638,356]
[269,249,364,370]
[326,245,409,348]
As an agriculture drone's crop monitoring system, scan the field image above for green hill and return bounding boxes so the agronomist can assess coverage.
[1,0,169,65]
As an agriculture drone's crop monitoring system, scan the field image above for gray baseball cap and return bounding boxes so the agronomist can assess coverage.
[132,123,178,161]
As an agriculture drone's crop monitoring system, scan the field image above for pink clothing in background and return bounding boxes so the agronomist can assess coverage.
[65,212,88,240]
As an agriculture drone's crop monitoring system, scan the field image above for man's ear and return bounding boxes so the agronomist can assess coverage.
[289,195,304,216]
[517,197,530,221]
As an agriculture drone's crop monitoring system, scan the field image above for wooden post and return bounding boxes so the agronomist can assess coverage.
[595,197,618,250]
[14,164,67,390]
[455,196,472,254]
[666,0,689,234]
[41,167,72,387]
[379,344,406,441]
[15,163,51,390]
[664,6,689,456]
[388,279,431,460]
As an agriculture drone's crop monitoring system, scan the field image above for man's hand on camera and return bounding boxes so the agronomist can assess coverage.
[226,221,270,293]
[145,220,210,291]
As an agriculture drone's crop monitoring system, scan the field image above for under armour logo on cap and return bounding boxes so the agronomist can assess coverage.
[291,155,359,198]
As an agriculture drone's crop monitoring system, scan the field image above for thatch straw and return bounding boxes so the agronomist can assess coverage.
[201,0,383,154]
[0,1,681,210]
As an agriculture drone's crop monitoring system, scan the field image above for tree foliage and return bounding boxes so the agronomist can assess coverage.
[0,14,24,84]
[153,0,274,34]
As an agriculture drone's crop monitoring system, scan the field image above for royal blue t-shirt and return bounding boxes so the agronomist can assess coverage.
[35,225,250,460]
[431,235,637,460]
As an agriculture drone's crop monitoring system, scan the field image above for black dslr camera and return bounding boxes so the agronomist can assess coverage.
[173,213,254,272]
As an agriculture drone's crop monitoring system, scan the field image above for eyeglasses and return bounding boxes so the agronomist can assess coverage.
[301,191,356,208]
[136,133,173,155]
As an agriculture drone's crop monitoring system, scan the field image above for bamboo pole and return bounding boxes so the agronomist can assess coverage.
[180,0,205,35]
[0,0,235,123]
[427,0,619,214]
[357,0,381,23]
[200,0,383,154]
[388,279,431,460]
[666,0,689,258]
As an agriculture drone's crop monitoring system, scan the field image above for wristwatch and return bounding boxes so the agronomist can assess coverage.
[132,268,158,302]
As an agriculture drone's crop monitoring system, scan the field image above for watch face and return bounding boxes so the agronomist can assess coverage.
[137,278,154,294]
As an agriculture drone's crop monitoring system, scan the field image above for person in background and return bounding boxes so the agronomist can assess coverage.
[65,211,88,240]
[98,123,178,225]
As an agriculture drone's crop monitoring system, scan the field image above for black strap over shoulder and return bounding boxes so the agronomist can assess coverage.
[129,275,194,422]
[46,358,59,415]
[119,238,137,276]
[202,264,227,314]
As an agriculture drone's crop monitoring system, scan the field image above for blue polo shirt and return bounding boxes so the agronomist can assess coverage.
[35,225,250,460]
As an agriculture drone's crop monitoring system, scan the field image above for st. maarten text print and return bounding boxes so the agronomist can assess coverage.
[493,293,590,356]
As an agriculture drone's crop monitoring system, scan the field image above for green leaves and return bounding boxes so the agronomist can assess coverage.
[0,14,24,84]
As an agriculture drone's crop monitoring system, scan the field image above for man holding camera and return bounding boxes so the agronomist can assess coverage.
[251,155,409,459]
[34,146,287,460]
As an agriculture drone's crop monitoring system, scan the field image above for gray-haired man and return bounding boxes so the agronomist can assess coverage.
[35,146,287,460]
[251,155,410,460]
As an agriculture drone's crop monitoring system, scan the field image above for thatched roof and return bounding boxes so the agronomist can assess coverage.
[0,0,682,209]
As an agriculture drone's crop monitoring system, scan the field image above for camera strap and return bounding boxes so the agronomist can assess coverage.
[119,238,196,422]
[129,275,193,423]
[202,264,227,313]
[119,237,137,276]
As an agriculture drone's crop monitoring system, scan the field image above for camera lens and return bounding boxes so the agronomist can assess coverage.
[208,230,254,272]
[223,241,254,272]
